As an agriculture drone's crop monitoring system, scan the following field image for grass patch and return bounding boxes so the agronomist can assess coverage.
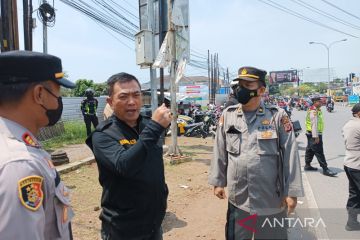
[41,121,88,150]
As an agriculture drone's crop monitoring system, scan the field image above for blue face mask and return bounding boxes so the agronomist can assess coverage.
[41,87,63,126]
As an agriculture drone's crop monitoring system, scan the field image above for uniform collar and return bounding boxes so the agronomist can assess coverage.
[0,117,41,148]
[237,101,266,116]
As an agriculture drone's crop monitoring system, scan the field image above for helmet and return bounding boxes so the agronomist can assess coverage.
[85,88,95,97]
[230,80,239,89]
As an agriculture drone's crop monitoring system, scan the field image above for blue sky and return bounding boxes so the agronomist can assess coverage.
[16,0,360,84]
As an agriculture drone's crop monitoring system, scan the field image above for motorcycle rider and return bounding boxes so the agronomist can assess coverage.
[326,96,335,112]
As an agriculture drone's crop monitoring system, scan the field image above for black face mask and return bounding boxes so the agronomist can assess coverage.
[41,87,63,126]
[234,86,259,105]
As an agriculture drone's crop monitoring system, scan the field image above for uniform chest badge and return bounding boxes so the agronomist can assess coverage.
[18,176,44,211]
[261,119,270,125]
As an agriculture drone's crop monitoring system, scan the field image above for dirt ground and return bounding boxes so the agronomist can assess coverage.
[60,137,227,240]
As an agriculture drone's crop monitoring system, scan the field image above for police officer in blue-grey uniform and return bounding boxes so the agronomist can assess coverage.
[0,50,75,239]
[209,66,304,239]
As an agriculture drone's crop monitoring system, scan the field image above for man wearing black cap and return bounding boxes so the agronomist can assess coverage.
[342,103,360,231]
[304,96,337,176]
[209,66,304,239]
[0,50,75,239]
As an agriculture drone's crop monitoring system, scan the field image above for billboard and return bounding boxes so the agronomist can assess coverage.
[179,85,208,100]
[269,70,298,84]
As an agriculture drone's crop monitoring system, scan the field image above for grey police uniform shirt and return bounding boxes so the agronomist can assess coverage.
[209,102,304,216]
[0,117,73,240]
[342,117,360,170]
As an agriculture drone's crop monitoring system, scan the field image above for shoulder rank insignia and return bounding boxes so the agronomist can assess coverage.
[281,116,293,133]
[18,176,44,211]
[22,132,40,148]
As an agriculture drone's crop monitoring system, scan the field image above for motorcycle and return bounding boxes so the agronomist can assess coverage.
[326,102,334,112]
[184,113,217,138]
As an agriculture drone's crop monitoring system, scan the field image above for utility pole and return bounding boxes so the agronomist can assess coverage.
[210,53,214,104]
[148,0,158,112]
[42,0,47,53]
[207,49,210,102]
[159,0,168,104]
[23,0,33,50]
[1,0,19,52]
[11,0,19,50]
[167,0,181,156]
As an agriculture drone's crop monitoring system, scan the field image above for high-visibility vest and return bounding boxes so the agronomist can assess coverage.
[306,107,324,133]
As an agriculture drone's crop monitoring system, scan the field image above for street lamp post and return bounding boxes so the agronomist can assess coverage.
[309,39,347,94]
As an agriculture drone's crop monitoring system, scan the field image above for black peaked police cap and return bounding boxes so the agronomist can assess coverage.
[0,50,75,88]
[233,66,267,87]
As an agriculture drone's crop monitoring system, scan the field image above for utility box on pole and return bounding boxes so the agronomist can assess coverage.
[135,30,154,65]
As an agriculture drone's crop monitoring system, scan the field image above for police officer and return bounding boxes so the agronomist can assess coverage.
[342,103,360,231]
[86,72,171,240]
[209,66,304,239]
[81,88,99,136]
[304,96,337,176]
[0,51,75,239]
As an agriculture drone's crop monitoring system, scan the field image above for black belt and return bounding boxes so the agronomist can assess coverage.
[306,131,322,135]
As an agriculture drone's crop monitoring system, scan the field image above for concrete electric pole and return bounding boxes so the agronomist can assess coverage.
[166,0,181,156]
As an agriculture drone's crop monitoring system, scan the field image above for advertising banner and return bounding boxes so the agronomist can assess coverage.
[269,70,298,84]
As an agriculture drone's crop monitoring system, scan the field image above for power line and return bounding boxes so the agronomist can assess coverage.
[59,0,137,41]
[289,0,360,31]
[94,21,134,51]
[258,0,359,38]
[320,0,360,22]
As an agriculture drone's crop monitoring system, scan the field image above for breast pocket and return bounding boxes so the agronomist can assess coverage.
[226,132,241,155]
[54,182,74,238]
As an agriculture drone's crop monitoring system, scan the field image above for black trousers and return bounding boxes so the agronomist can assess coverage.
[101,222,163,240]
[226,202,288,240]
[305,134,328,169]
[345,166,360,214]
[84,115,99,136]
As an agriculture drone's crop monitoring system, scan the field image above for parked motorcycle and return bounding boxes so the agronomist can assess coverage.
[184,112,217,138]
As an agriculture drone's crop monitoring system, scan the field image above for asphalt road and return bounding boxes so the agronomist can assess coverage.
[291,104,360,239]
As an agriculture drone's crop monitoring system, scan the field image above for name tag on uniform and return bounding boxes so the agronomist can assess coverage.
[257,125,277,139]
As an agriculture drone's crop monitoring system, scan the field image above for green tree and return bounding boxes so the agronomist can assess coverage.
[93,83,108,96]
[73,79,95,97]
[318,82,328,94]
[299,84,312,96]
[60,87,74,97]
